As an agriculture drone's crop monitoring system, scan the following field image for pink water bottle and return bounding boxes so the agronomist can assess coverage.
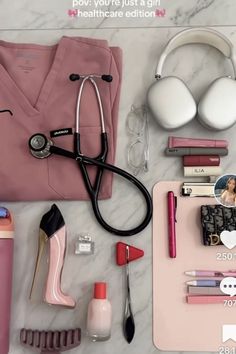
[0,210,14,354]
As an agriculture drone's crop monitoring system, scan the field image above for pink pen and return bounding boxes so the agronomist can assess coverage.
[167,191,177,258]
[185,270,236,277]
[168,136,228,148]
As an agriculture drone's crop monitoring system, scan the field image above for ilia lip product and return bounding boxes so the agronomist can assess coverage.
[165,147,228,157]
[184,166,222,177]
[183,155,220,167]
[168,136,228,148]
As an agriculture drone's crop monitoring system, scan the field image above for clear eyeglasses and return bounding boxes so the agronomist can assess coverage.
[127,105,149,176]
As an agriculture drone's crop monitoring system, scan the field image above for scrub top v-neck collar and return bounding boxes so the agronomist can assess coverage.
[0,36,68,117]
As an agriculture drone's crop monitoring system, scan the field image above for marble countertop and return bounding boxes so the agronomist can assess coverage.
[1,0,236,29]
[1,14,236,354]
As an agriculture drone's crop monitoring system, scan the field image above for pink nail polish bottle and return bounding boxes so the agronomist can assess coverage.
[87,282,112,342]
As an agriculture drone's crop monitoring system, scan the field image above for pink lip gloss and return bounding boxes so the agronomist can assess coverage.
[168,136,228,148]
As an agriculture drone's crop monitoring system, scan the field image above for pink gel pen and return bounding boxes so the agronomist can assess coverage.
[167,191,177,258]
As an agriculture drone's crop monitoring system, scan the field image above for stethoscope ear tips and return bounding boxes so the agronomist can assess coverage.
[69,73,113,82]
[69,74,80,81]
[101,75,113,82]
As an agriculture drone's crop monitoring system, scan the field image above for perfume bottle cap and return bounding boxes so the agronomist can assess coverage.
[94,282,106,299]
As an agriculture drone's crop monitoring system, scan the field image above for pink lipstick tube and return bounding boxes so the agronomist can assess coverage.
[0,211,14,354]
[168,136,228,148]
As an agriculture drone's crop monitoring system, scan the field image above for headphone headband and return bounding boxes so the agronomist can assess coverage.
[156,28,236,79]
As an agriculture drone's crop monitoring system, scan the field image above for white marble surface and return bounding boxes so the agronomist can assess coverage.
[1,24,236,354]
[1,0,236,29]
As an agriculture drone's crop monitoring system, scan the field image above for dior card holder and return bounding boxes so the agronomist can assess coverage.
[201,205,236,246]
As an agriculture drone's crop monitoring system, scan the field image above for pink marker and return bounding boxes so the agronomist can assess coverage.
[167,191,177,258]
[187,295,236,304]
[185,270,236,277]
[168,136,228,148]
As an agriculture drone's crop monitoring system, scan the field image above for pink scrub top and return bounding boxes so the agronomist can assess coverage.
[0,36,122,201]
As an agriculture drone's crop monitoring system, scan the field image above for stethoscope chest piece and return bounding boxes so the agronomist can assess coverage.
[29,133,53,159]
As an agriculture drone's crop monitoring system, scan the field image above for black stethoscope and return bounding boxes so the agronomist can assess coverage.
[28,74,153,237]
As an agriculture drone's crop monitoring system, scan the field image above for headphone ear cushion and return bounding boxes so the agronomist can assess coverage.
[198,77,236,130]
[147,77,197,130]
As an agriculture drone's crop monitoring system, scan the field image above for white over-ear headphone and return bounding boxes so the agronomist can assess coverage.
[147,27,236,130]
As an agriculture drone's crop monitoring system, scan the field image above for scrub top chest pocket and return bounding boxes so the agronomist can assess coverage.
[47,126,113,200]
[46,71,115,200]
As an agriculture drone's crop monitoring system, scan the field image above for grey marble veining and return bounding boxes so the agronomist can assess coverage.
[1,26,236,354]
[1,0,236,29]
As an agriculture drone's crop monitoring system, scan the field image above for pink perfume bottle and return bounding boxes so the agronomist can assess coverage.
[87,283,112,342]
[30,204,75,308]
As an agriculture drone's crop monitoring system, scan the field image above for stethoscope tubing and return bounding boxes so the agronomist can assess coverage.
[29,74,153,236]
[50,144,153,236]
[76,76,105,133]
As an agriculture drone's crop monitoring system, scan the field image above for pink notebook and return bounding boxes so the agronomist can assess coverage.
[153,181,236,352]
